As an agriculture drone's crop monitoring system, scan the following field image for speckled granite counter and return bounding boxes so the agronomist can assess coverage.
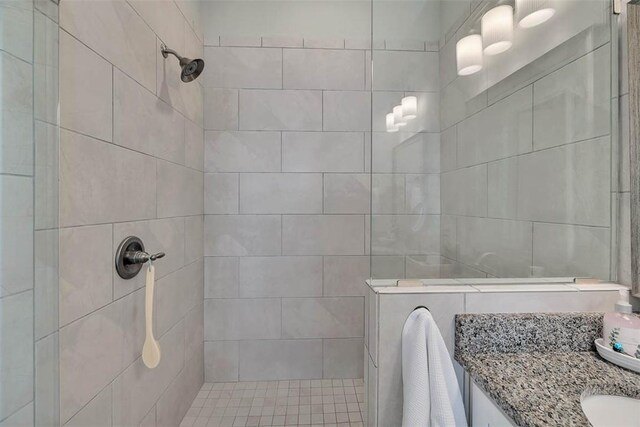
[455,313,640,427]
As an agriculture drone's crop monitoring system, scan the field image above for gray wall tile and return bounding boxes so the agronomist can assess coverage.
[239,256,323,297]
[371,215,440,255]
[204,298,281,340]
[282,215,365,255]
[205,47,282,89]
[205,131,281,172]
[157,160,204,218]
[204,257,238,298]
[371,133,440,174]
[239,90,322,131]
[60,129,156,227]
[372,50,438,91]
[282,132,364,173]
[323,256,369,297]
[323,91,371,131]
[323,338,364,379]
[517,137,610,226]
[323,174,370,214]
[240,173,323,214]
[283,49,364,90]
[204,88,238,130]
[205,173,239,214]
[282,297,363,338]
[59,224,113,326]
[239,340,323,381]
[205,215,281,256]
[205,341,239,382]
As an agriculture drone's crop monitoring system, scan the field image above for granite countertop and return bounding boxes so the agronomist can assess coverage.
[455,313,640,427]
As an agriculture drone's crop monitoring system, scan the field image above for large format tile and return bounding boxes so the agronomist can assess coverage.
[465,290,619,313]
[323,256,369,297]
[59,30,112,142]
[371,133,440,174]
[282,132,364,172]
[239,90,322,131]
[34,229,58,340]
[370,215,440,255]
[204,215,281,256]
[111,320,185,427]
[0,4,33,62]
[456,217,533,278]
[185,215,204,264]
[60,0,156,92]
[34,121,58,230]
[112,217,186,299]
[204,298,281,340]
[441,164,487,217]
[323,338,364,379]
[184,302,204,363]
[371,174,405,214]
[323,91,371,131]
[238,340,323,381]
[156,259,203,336]
[283,49,364,90]
[113,69,184,164]
[59,224,112,326]
[60,130,156,227]
[205,131,281,172]
[204,88,238,130]
[185,119,204,171]
[282,297,363,338]
[239,256,322,297]
[372,50,439,91]
[205,173,238,214]
[0,50,33,175]
[533,223,610,279]
[204,341,238,382]
[0,175,33,298]
[0,291,33,421]
[282,215,365,255]
[323,174,370,214]
[240,173,323,214]
[156,344,203,427]
[127,0,184,54]
[204,47,282,89]
[488,157,518,219]
[35,333,59,427]
[64,385,111,427]
[517,136,610,226]
[533,45,610,150]
[204,257,238,298]
[157,160,204,218]
[404,174,440,214]
[457,86,533,167]
[59,289,144,424]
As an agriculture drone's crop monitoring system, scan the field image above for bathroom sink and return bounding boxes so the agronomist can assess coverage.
[581,394,640,427]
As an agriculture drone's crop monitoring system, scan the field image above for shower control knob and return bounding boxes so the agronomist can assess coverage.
[115,236,165,280]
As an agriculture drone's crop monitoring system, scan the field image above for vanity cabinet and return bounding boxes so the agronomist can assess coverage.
[470,381,515,427]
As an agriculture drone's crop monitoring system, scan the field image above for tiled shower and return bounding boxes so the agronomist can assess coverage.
[0,0,634,426]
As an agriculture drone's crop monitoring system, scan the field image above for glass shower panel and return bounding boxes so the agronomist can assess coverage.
[370,0,615,280]
[0,0,59,425]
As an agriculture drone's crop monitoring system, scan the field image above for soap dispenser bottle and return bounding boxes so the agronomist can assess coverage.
[602,289,640,358]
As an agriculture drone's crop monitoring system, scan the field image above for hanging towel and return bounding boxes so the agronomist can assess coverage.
[402,308,467,427]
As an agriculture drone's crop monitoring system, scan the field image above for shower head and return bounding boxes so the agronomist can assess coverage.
[161,43,205,83]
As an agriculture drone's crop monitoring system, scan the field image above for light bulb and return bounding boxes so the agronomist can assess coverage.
[386,113,399,132]
[516,0,555,28]
[482,5,514,55]
[456,34,483,76]
[393,105,407,127]
[401,96,417,120]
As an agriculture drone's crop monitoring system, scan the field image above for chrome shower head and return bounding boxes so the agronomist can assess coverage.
[161,43,205,83]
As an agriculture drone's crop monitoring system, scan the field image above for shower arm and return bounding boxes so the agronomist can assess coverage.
[161,44,187,65]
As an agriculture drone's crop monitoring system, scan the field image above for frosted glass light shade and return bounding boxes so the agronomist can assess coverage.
[401,96,417,120]
[456,34,483,76]
[482,5,514,55]
[386,113,399,132]
[393,105,407,127]
[516,0,555,28]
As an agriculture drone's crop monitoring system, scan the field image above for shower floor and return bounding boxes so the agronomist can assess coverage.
[179,379,365,427]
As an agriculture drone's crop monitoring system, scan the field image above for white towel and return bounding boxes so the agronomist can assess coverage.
[402,308,467,427]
